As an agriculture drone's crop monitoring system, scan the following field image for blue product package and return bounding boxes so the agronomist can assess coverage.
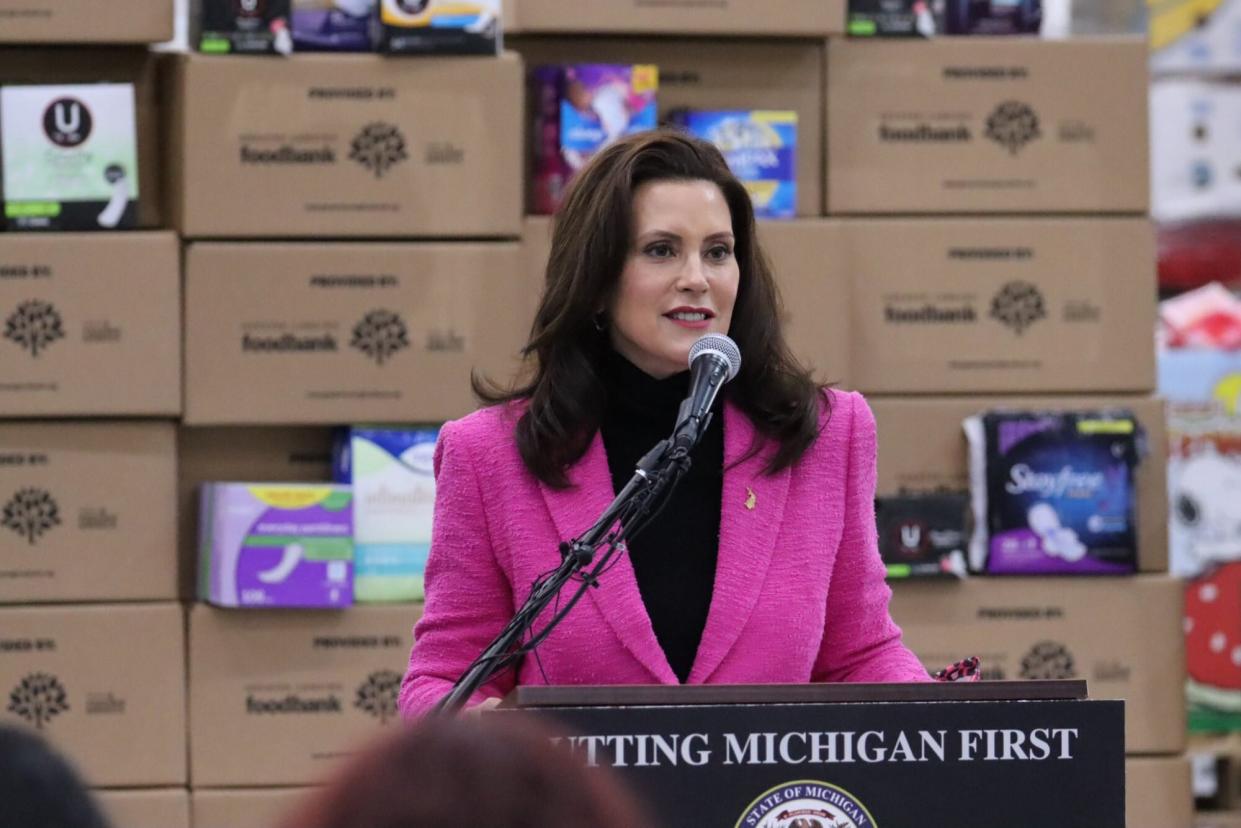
[334,426,439,602]
[964,410,1142,575]
[681,110,797,219]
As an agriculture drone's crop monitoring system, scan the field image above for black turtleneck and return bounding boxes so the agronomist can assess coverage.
[599,349,724,683]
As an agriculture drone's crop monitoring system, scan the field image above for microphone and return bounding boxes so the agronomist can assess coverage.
[671,334,741,452]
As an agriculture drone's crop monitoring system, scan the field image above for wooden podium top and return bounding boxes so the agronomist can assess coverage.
[506,679,1087,708]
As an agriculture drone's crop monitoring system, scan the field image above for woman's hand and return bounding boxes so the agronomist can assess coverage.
[463,696,503,717]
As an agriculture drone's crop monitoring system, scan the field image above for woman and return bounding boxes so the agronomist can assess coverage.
[400,129,929,717]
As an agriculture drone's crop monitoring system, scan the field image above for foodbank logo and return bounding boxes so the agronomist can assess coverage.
[350,122,408,179]
[990,281,1046,335]
[355,670,401,724]
[5,300,65,357]
[736,780,876,828]
[8,672,69,730]
[351,309,409,365]
[1021,641,1076,680]
[985,101,1041,155]
[2,488,61,545]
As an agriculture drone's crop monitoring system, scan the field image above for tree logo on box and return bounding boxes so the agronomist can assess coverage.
[42,98,93,149]
[2,488,61,545]
[734,780,875,828]
[1020,640,1076,680]
[351,309,409,365]
[5,300,65,357]
[990,281,1046,335]
[350,122,408,179]
[985,101,1041,155]
[8,673,69,730]
[355,670,401,724]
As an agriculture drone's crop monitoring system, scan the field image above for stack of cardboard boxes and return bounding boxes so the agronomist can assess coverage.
[826,35,1191,828]
[0,3,188,827]
[169,32,526,828]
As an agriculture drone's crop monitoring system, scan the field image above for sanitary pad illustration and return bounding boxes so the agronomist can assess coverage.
[964,410,1142,574]
[333,426,438,602]
[199,483,354,608]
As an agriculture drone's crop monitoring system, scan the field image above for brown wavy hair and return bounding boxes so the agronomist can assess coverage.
[477,128,825,488]
[277,714,650,828]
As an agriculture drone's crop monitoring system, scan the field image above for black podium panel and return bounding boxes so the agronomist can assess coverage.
[515,696,1124,828]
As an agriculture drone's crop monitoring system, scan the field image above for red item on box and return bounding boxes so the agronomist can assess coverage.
[1161,282,1241,349]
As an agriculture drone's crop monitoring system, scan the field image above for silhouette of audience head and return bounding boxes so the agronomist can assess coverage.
[279,712,651,828]
[0,724,111,828]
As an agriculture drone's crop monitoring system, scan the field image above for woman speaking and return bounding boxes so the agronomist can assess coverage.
[399,129,928,716]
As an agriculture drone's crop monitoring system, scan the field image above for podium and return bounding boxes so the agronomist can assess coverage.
[504,680,1124,827]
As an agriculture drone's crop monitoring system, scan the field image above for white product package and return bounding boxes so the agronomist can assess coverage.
[0,84,139,231]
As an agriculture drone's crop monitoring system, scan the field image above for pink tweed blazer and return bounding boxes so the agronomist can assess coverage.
[399,389,929,716]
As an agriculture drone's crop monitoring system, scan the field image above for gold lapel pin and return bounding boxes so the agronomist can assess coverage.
[744,487,757,511]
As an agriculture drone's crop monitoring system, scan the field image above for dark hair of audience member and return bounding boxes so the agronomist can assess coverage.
[278,714,652,828]
[0,724,111,828]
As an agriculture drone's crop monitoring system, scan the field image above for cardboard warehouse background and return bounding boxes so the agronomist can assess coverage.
[0,0,1212,826]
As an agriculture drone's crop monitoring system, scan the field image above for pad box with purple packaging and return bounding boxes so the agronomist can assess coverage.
[531,63,657,215]
[965,410,1142,575]
[199,483,354,608]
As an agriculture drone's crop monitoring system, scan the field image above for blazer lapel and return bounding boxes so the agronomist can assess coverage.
[688,402,790,684]
[538,432,678,684]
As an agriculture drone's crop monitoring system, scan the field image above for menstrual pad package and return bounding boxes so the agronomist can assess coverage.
[199,0,293,54]
[531,64,658,214]
[675,110,797,219]
[964,410,1142,574]
[332,427,437,603]
[378,0,500,55]
[199,483,354,608]
[875,493,970,579]
[0,84,139,231]
[292,0,376,51]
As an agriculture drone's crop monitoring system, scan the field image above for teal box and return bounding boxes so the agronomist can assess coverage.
[333,426,439,603]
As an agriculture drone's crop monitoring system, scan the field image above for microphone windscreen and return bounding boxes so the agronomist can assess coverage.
[688,334,741,381]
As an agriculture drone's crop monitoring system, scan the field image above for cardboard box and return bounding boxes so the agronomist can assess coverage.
[183,241,526,425]
[0,0,172,44]
[189,603,419,787]
[168,53,522,239]
[522,217,851,385]
[826,37,1149,214]
[0,603,186,786]
[1126,756,1194,828]
[0,49,163,227]
[512,37,823,218]
[0,232,180,417]
[0,422,178,603]
[845,218,1155,394]
[504,0,844,36]
[96,788,190,828]
[889,576,1186,754]
[191,788,315,828]
[871,395,1169,573]
[178,426,336,599]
